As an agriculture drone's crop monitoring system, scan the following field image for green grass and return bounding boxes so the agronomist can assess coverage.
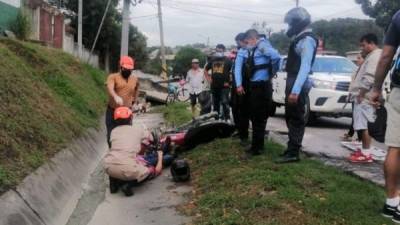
[0,38,107,193]
[153,102,192,126]
[182,139,389,225]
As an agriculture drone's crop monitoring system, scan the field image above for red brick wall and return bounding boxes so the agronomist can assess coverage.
[39,8,64,49]
[39,8,51,44]
[53,14,63,48]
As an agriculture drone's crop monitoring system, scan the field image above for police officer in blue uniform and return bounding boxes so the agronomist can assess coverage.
[276,7,319,163]
[231,33,251,146]
[235,29,281,156]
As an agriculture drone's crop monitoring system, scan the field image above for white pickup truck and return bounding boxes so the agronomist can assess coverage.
[271,55,357,124]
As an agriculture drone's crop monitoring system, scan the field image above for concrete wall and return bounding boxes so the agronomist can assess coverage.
[0,0,20,32]
[0,120,108,225]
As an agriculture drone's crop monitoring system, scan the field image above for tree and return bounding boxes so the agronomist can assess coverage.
[269,18,383,55]
[173,47,206,77]
[270,30,291,54]
[62,0,148,71]
[311,18,383,55]
[355,0,400,28]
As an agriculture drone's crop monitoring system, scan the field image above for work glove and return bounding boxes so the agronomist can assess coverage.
[114,95,124,106]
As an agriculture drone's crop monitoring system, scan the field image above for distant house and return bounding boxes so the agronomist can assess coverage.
[25,0,65,48]
[0,0,20,33]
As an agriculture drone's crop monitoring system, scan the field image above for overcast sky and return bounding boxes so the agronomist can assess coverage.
[128,0,371,47]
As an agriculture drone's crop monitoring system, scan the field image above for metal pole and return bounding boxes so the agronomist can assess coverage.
[157,0,167,79]
[296,0,299,7]
[78,0,83,59]
[87,0,112,64]
[121,0,130,56]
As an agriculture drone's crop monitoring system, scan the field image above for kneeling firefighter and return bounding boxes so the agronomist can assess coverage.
[103,107,164,196]
[276,7,319,164]
[234,29,281,156]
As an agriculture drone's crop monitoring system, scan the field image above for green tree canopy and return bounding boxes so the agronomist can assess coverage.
[61,0,148,71]
[270,18,383,55]
[355,0,400,28]
[173,47,206,77]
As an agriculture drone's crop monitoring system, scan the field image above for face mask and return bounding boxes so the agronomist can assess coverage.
[121,69,132,78]
[215,52,224,57]
[246,44,255,50]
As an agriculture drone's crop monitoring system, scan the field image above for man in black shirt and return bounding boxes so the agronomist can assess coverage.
[369,10,400,222]
[205,44,232,120]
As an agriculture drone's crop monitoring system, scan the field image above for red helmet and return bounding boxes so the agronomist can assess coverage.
[113,107,133,120]
[120,56,135,70]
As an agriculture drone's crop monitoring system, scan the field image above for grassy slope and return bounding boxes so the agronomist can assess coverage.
[0,38,107,193]
[159,103,387,225]
[152,102,192,126]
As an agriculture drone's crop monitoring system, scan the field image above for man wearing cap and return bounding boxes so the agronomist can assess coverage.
[106,56,140,147]
[204,44,232,120]
[186,58,204,117]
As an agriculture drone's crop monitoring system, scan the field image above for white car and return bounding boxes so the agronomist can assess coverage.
[271,55,357,123]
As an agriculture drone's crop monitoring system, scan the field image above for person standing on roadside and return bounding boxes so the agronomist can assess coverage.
[186,58,204,118]
[199,56,212,115]
[369,10,400,222]
[275,7,318,164]
[346,34,381,164]
[341,53,365,142]
[205,44,232,121]
[106,56,139,147]
[232,32,251,147]
[235,29,281,157]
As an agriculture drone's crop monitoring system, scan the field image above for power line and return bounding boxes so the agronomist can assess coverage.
[144,1,265,22]
[132,13,159,19]
[164,0,285,17]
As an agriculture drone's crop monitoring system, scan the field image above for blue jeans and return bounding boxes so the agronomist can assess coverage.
[144,152,174,167]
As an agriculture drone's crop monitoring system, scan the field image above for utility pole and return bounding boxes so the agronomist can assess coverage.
[78,0,83,59]
[121,0,130,56]
[157,0,167,79]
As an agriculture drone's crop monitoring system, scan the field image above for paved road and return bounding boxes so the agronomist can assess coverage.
[267,107,386,185]
[267,108,387,159]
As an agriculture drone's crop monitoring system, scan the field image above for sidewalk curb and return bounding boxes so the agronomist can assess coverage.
[0,119,108,225]
[268,130,384,187]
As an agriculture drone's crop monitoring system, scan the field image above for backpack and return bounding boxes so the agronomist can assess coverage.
[392,53,400,87]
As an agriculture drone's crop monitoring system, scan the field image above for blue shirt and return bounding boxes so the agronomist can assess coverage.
[291,36,317,94]
[234,38,281,87]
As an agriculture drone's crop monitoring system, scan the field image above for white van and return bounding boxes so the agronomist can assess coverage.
[271,55,357,123]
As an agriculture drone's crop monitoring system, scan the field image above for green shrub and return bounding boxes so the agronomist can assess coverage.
[10,9,31,40]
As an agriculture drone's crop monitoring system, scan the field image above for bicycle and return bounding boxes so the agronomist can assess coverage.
[165,79,190,104]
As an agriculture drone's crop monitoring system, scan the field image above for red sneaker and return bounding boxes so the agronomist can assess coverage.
[350,149,363,157]
[348,151,373,163]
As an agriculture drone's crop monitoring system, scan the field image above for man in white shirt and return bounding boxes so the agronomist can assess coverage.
[186,58,204,117]
[348,33,382,163]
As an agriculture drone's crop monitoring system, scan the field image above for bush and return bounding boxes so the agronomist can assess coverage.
[10,9,31,40]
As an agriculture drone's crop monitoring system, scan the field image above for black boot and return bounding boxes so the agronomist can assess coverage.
[275,153,300,164]
[109,176,121,194]
[121,182,135,197]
